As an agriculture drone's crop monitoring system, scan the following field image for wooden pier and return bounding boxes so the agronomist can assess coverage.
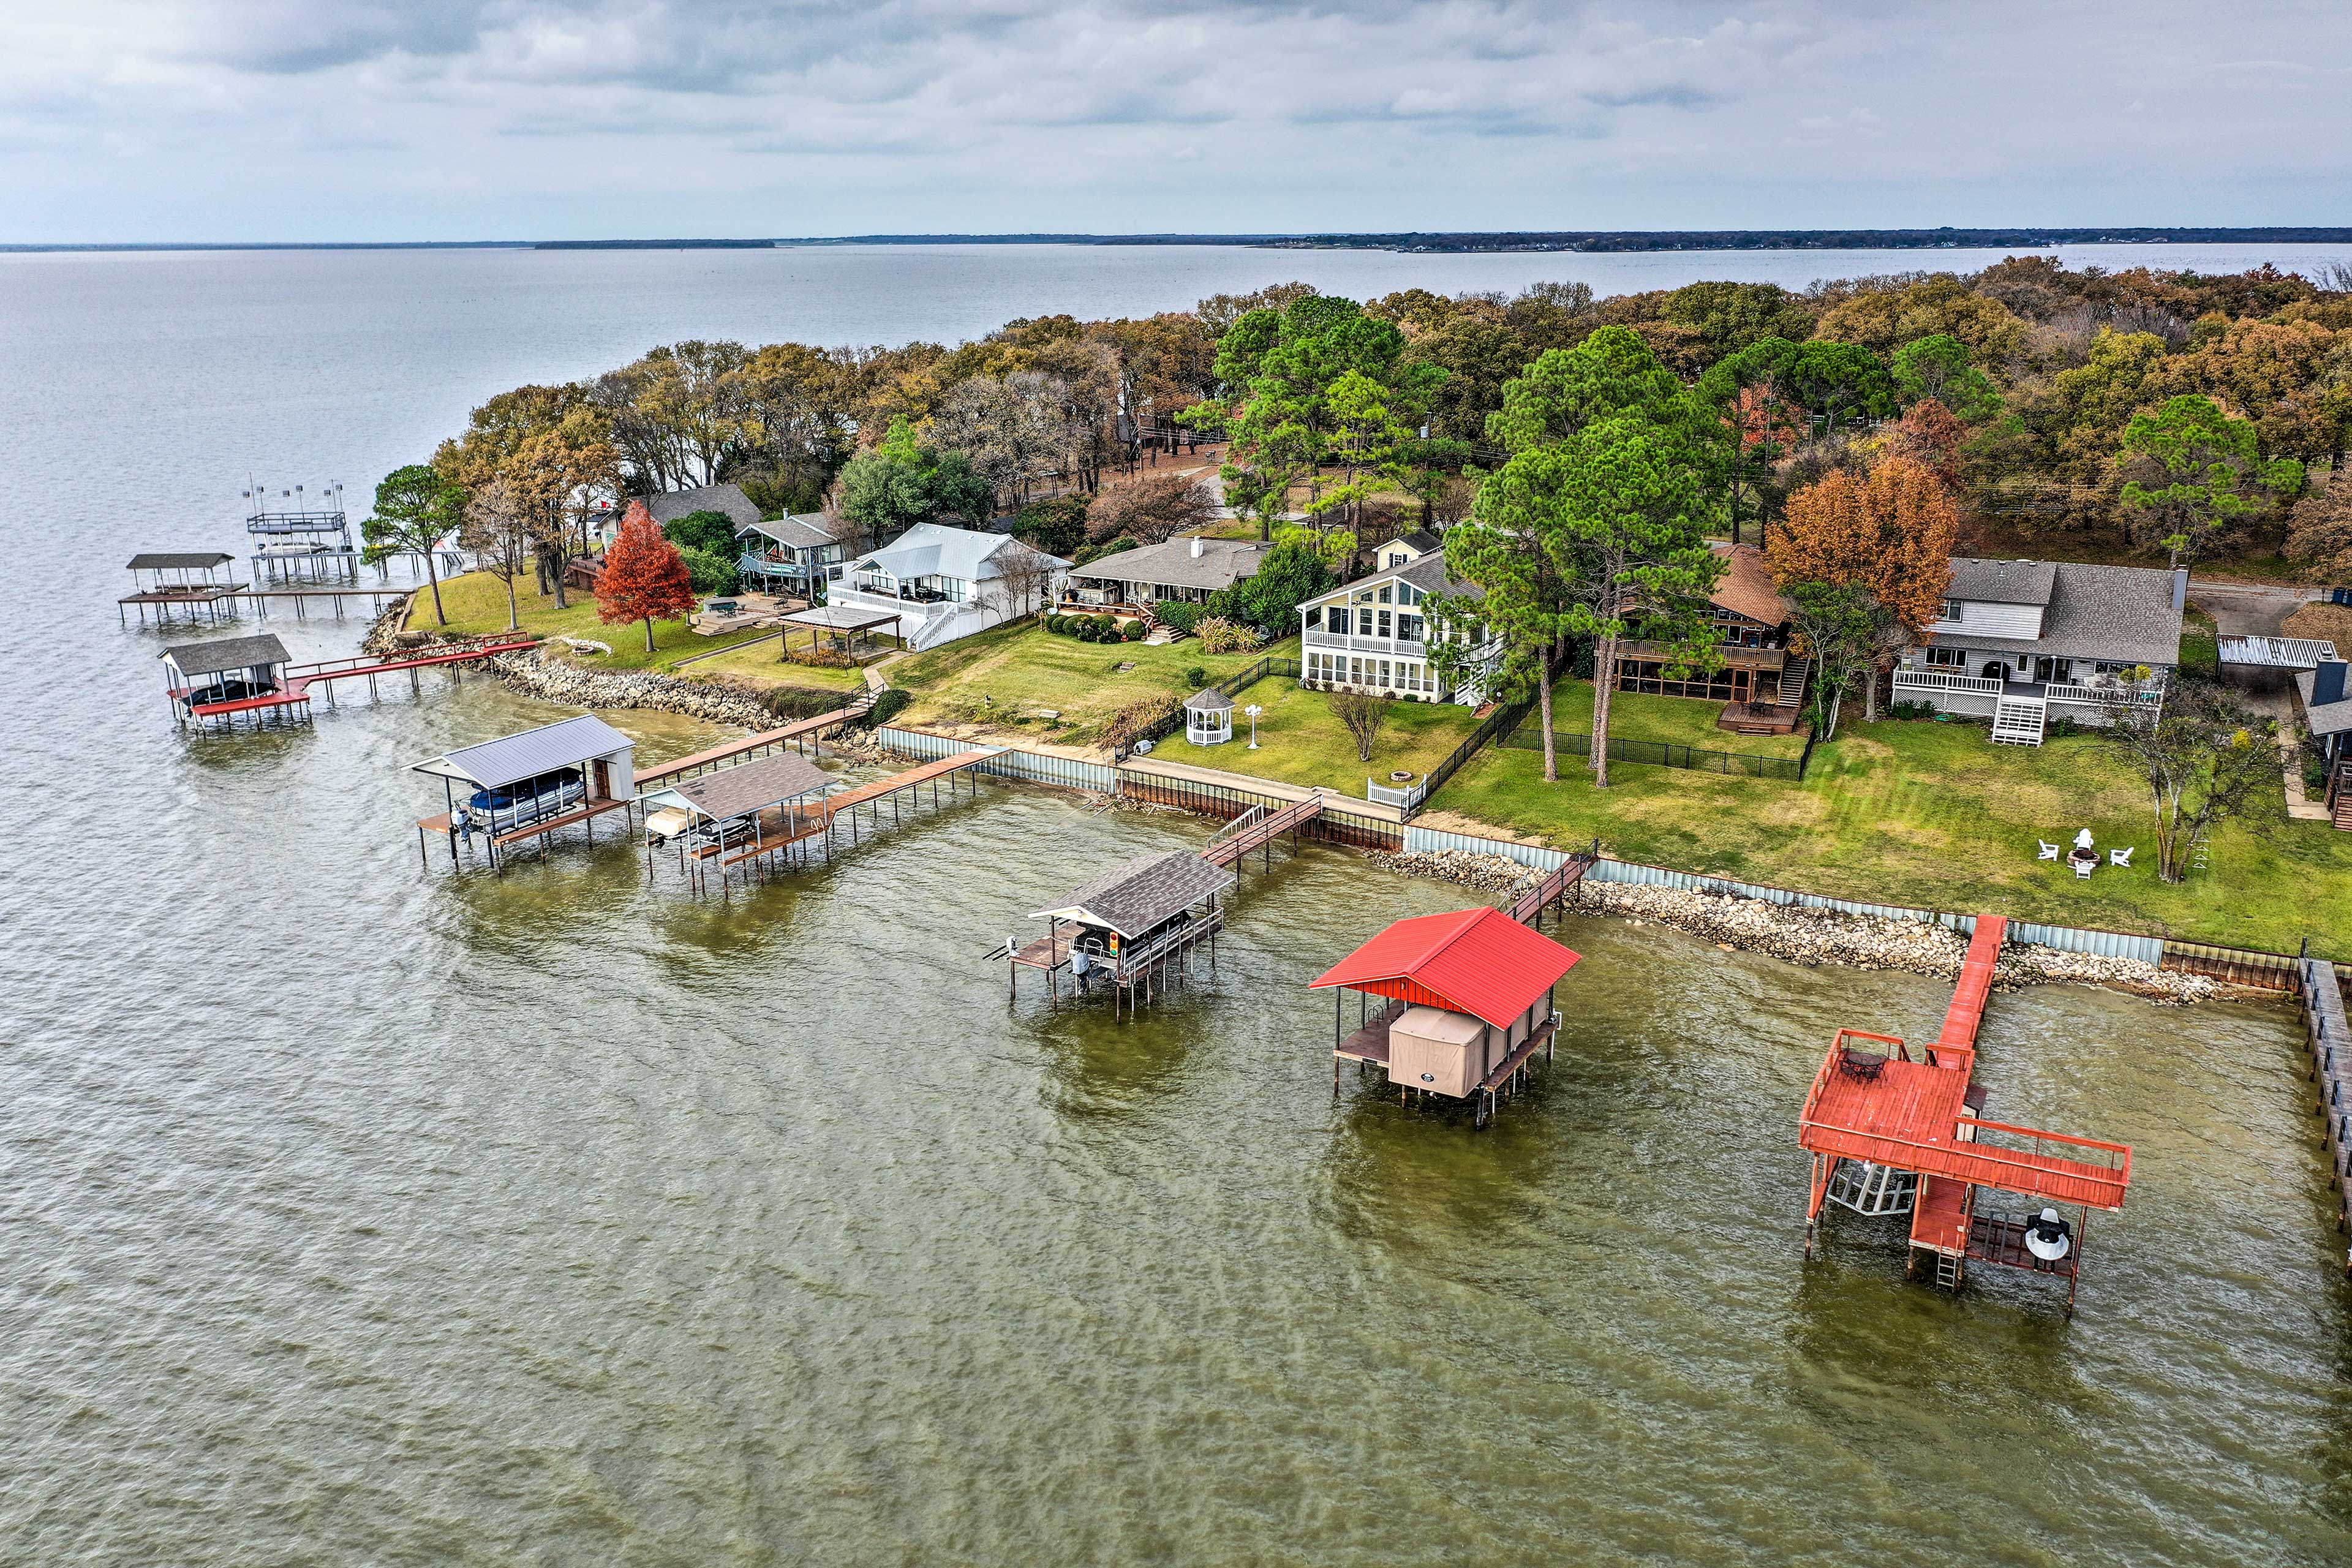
[2297,949,2352,1269]
[633,698,872,788]
[174,636,540,726]
[1006,849,1231,1016]
[1200,794,1324,871]
[1800,915,2135,1315]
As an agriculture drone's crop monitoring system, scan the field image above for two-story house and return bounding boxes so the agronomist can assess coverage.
[1891,557,2185,744]
[1616,544,1800,717]
[1296,538,1498,705]
[832,522,1072,652]
[736,514,848,598]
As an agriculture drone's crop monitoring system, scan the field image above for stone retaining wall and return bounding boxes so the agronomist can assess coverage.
[1367,848,2226,1005]
[366,610,782,728]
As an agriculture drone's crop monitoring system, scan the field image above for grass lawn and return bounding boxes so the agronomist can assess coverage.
[1431,712,2352,955]
[665,639,869,691]
[1156,679,1483,792]
[1513,679,1812,761]
[889,621,1272,746]
[420,570,817,679]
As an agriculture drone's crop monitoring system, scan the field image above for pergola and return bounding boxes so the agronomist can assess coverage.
[778,603,904,663]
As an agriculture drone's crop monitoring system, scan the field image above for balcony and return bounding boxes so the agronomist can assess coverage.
[1304,627,1428,660]
[1625,638,1784,671]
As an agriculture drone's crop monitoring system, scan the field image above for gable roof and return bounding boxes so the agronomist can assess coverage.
[413,714,634,790]
[1309,906,1580,1031]
[856,522,1071,581]
[129,551,234,571]
[1073,537,1270,592]
[739,513,842,551]
[660,753,834,820]
[1709,543,1793,626]
[1030,849,1231,937]
[1948,557,2059,606]
[161,633,290,676]
[647,484,761,529]
[1396,527,1442,554]
[2300,662,2352,737]
[1928,560,2183,667]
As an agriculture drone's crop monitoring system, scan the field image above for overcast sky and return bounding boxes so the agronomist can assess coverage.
[7,0,2350,243]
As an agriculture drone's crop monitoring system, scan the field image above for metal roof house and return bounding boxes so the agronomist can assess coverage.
[1891,557,2187,745]
[1312,906,1580,1127]
[1008,849,1232,1013]
[412,714,637,870]
[1297,545,1498,706]
[832,523,1072,652]
[639,752,839,886]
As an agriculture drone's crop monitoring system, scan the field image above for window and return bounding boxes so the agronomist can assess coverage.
[1398,584,1421,607]
[1926,646,1966,669]
[1376,609,1392,638]
[1398,614,1423,643]
[1378,584,1393,605]
[1302,606,1321,632]
[1359,608,1377,636]
[1379,660,1393,688]
[1388,551,1408,567]
[1940,598,1961,623]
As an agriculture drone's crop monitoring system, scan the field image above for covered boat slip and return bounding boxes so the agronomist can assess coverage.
[160,633,303,725]
[1008,849,1234,1014]
[412,714,638,870]
[1799,916,2135,1315]
[121,552,246,625]
[1313,905,1581,1129]
[641,751,839,891]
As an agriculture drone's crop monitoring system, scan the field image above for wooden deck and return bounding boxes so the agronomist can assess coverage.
[1504,851,1594,926]
[1330,998,1559,1102]
[1202,794,1323,869]
[491,796,633,850]
[635,704,866,786]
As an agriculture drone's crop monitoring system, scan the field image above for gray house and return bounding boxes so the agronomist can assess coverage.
[736,514,848,597]
[1065,537,1271,609]
[1296,538,1499,706]
[1891,557,2185,744]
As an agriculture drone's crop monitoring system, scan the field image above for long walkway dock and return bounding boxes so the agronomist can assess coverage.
[1201,795,1323,870]
[684,746,1001,893]
[634,699,870,788]
[2299,952,2352,1266]
[1800,914,2135,1314]
[181,638,540,722]
[1504,841,1600,929]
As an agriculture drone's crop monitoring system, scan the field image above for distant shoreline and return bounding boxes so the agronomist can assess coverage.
[8,226,2352,256]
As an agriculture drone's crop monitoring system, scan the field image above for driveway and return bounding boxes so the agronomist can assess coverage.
[2189,581,2318,638]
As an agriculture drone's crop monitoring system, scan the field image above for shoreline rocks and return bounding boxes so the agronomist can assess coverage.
[366,608,783,728]
[1366,848,2233,1006]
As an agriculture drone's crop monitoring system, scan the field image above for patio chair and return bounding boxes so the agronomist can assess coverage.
[2073,858,2094,880]
[2037,840,2062,861]
[2109,846,2133,868]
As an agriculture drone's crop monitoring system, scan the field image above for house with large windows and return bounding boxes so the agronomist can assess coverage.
[830,522,1071,652]
[1296,544,1499,706]
[1616,543,1801,716]
[1890,557,2185,745]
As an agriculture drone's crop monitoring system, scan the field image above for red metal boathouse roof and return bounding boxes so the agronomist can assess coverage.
[1309,907,1580,1030]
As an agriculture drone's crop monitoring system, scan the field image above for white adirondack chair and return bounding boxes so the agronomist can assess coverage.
[2037,840,2062,861]
[2074,858,2094,879]
[2109,846,2133,867]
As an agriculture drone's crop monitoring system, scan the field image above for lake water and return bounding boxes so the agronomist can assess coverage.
[4,246,2351,1564]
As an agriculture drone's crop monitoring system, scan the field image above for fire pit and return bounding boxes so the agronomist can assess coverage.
[1389,771,1415,783]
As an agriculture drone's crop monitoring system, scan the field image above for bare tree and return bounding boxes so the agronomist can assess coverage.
[1330,688,1390,763]
[984,545,1060,621]
[1085,472,1218,544]
[2094,678,2278,883]
[458,475,533,632]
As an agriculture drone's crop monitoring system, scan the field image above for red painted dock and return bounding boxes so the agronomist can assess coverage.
[179,637,540,718]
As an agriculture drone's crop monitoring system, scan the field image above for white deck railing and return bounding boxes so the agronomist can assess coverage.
[1894,668,2002,695]
[2047,681,2165,708]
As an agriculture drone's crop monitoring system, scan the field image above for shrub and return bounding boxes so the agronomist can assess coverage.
[662,508,741,559]
[1153,599,1202,634]
[1089,614,1117,643]
[676,546,741,597]
[759,685,853,721]
[1887,699,1938,720]
[1014,496,1091,557]
[1195,616,1264,655]
[1121,620,1146,642]
[856,687,911,728]
[1183,665,1207,688]
[786,647,855,668]
[1103,694,1182,753]
[1046,614,1069,635]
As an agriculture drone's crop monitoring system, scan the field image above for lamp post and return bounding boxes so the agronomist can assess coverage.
[1245,704,1262,748]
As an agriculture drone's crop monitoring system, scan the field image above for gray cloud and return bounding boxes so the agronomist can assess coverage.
[2,1,2349,241]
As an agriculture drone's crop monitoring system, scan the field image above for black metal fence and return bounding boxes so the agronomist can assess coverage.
[1499,713,1806,780]
[1406,692,1536,816]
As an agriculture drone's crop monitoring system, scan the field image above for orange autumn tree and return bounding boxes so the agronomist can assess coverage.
[1766,457,1958,720]
[597,500,698,654]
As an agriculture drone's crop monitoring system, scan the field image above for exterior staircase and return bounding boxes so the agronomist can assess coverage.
[1992,689,2048,746]
[1775,657,1811,718]
[2335,760,2352,831]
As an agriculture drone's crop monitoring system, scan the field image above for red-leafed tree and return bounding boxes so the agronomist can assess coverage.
[597,500,698,652]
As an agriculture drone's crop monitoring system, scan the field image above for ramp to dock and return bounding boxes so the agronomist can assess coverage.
[635,699,870,788]
[2300,955,2352,1254]
[1202,795,1322,869]
[184,637,541,718]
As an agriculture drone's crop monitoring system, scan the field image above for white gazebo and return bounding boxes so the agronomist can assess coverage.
[1184,687,1234,746]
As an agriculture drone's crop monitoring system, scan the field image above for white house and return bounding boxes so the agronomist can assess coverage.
[1891,557,2185,744]
[832,522,1072,651]
[1296,540,1498,705]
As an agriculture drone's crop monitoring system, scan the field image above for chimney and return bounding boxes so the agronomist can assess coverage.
[2171,566,2188,612]
[1190,536,1204,559]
